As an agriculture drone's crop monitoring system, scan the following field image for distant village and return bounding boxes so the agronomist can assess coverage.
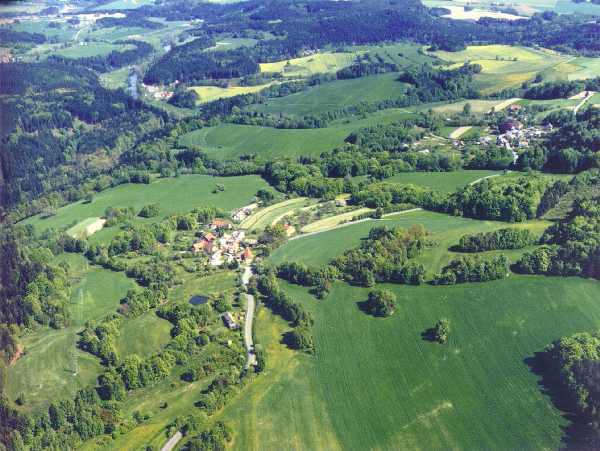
[451,103,555,163]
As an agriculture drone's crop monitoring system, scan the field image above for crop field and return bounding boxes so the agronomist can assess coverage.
[54,42,134,58]
[6,255,135,413]
[250,73,409,116]
[222,207,600,450]
[239,198,310,231]
[420,99,503,114]
[259,51,360,77]
[190,83,276,104]
[440,5,526,20]
[383,170,500,193]
[231,275,600,450]
[178,109,416,160]
[300,207,373,233]
[22,175,269,235]
[433,45,574,93]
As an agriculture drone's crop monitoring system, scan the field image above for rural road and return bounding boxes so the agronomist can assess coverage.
[289,208,423,241]
[161,431,182,451]
[242,265,257,368]
[573,91,595,116]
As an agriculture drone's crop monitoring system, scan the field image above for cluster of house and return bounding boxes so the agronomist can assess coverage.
[191,219,256,266]
[495,117,553,151]
[143,83,174,100]
[231,203,258,222]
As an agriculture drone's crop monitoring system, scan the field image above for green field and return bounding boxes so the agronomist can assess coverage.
[433,45,574,94]
[93,0,156,10]
[383,170,499,193]
[205,38,258,52]
[22,175,269,235]
[54,42,134,59]
[272,210,548,272]
[218,208,600,450]
[226,275,600,450]
[190,83,277,104]
[178,109,415,160]
[250,73,408,116]
[9,20,76,42]
[6,255,135,413]
[114,310,172,359]
[260,51,360,77]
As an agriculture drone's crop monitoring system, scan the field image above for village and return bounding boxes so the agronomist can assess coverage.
[190,217,256,267]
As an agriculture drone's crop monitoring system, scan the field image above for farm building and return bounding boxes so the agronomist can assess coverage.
[222,312,240,330]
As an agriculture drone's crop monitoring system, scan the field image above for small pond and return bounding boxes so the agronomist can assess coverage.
[189,295,209,306]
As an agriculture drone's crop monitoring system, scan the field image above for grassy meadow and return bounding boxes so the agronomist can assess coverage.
[190,83,276,104]
[6,255,136,413]
[22,175,270,235]
[259,51,359,77]
[54,42,134,58]
[217,205,600,450]
[250,73,409,116]
[178,109,415,160]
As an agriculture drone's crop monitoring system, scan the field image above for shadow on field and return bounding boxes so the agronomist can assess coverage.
[524,351,590,450]
[420,327,438,342]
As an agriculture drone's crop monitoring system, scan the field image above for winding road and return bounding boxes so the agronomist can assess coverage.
[161,266,256,451]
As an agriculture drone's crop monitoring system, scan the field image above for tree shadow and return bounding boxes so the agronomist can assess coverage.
[524,351,592,450]
[421,327,438,342]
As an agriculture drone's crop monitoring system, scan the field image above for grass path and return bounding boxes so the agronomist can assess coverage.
[449,126,473,139]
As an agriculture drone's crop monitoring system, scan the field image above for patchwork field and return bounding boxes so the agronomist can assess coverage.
[239,198,311,231]
[432,45,577,94]
[250,73,409,116]
[22,175,270,235]
[259,51,360,77]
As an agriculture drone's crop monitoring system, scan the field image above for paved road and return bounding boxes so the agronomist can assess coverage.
[242,265,256,368]
[161,431,182,451]
[289,208,423,241]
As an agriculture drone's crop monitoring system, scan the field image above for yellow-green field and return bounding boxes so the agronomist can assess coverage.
[300,208,373,233]
[433,45,572,94]
[260,51,360,77]
[190,83,276,104]
[239,198,310,230]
